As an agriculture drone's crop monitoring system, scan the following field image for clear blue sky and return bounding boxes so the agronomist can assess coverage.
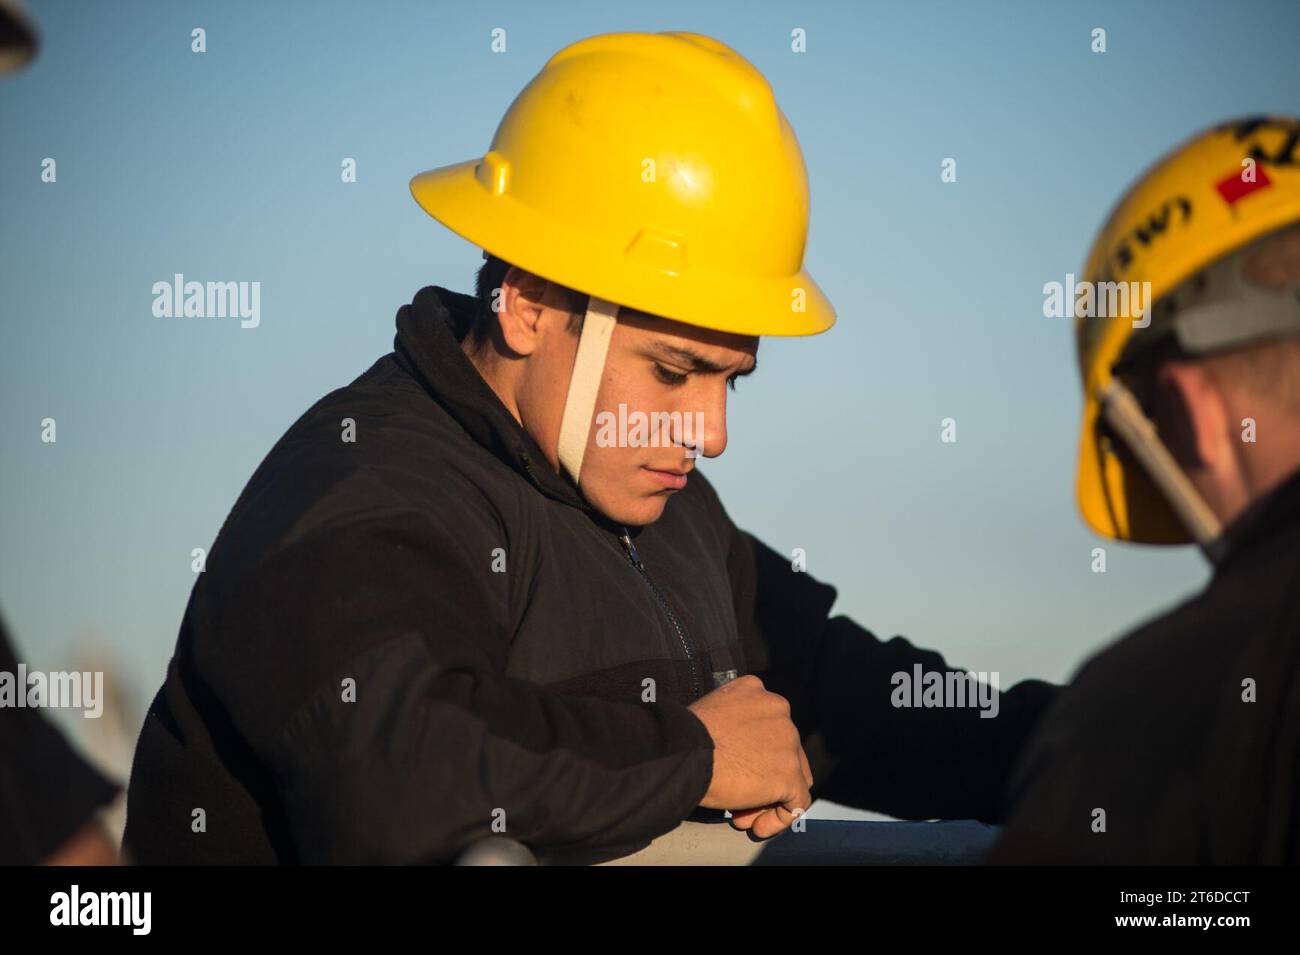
[2,0,1297,807]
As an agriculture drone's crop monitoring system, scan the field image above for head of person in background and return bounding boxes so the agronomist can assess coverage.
[1073,116,1300,559]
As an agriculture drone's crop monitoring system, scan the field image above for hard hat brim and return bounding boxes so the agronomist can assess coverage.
[410,160,836,338]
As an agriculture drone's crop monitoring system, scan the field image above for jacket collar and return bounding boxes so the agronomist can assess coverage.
[391,284,611,521]
[1213,465,1300,571]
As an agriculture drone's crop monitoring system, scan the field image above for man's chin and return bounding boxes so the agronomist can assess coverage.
[594,494,670,528]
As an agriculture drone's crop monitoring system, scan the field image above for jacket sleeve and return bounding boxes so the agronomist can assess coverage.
[191,496,714,864]
[695,475,1057,823]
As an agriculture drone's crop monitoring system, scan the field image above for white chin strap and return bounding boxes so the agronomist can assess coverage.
[556,296,620,487]
[1100,379,1223,550]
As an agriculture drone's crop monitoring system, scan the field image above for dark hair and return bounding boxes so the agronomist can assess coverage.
[471,253,588,349]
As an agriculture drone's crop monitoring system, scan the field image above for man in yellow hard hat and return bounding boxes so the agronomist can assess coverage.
[124,31,1056,864]
[992,116,1300,864]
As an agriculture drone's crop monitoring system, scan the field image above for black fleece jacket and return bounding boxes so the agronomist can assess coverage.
[123,285,1057,864]
[991,468,1300,864]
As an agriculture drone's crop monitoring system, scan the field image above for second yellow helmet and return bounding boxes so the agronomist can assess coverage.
[1075,116,1300,544]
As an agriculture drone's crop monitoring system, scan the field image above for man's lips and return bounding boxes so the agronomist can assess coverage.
[642,466,690,490]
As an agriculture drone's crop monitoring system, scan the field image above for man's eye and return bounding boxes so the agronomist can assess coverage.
[653,362,688,386]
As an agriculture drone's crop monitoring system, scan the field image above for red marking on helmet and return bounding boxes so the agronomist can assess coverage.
[1216,164,1273,205]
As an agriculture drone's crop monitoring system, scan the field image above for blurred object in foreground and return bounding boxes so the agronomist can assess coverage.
[0,0,38,75]
[0,612,120,864]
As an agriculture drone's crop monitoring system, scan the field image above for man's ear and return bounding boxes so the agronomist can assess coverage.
[494,267,550,357]
[1152,361,1230,473]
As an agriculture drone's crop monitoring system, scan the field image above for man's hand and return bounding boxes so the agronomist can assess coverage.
[687,674,813,839]
[726,802,807,838]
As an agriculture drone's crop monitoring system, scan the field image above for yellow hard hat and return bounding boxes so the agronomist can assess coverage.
[1075,116,1300,545]
[409,31,834,338]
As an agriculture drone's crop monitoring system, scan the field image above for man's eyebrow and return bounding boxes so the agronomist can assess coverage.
[648,343,758,377]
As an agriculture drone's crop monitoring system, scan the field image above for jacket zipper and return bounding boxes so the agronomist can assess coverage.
[519,445,709,699]
[618,527,704,701]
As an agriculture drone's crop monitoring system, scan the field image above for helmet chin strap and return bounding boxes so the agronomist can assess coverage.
[556,296,620,487]
[1100,379,1225,558]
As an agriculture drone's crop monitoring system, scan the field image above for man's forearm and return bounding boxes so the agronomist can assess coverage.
[804,616,1058,822]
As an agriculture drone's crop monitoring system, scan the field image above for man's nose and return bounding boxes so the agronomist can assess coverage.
[679,387,728,460]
